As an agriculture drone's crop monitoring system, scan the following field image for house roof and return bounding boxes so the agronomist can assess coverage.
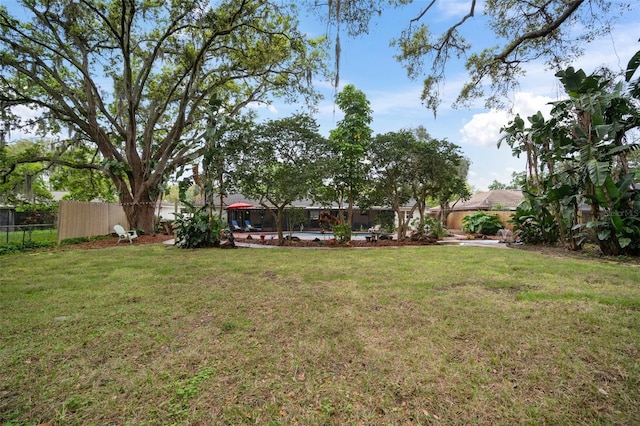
[431,190,524,212]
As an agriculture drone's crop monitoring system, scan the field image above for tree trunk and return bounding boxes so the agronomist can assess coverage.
[122,197,156,235]
[268,208,285,244]
[346,192,354,240]
[395,208,407,240]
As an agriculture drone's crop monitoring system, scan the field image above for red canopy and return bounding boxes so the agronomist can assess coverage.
[225,202,253,209]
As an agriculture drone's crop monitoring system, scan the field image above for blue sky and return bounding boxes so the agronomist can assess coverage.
[260,0,640,190]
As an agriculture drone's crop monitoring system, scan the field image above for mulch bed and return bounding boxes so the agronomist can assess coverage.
[61,233,489,250]
[61,234,174,250]
[63,234,439,249]
[236,236,439,248]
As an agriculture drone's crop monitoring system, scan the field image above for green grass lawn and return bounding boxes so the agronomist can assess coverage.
[1,244,639,424]
[1,228,57,246]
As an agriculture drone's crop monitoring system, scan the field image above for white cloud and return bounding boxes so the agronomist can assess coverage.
[458,109,509,147]
[5,105,43,142]
[436,0,478,19]
[459,92,554,147]
[247,102,279,114]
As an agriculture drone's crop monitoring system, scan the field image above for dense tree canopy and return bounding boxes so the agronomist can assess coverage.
[311,0,632,113]
[0,0,325,232]
[407,127,470,228]
[0,140,53,206]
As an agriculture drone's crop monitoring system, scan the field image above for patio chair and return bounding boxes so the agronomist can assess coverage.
[230,220,242,231]
[114,224,138,243]
[368,224,381,233]
[368,224,383,242]
[244,219,262,232]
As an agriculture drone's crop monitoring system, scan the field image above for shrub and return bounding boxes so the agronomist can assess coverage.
[332,223,351,243]
[373,211,396,233]
[508,202,559,244]
[0,241,55,256]
[423,216,449,238]
[462,211,503,235]
[173,203,223,248]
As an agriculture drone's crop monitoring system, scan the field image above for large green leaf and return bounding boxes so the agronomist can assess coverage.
[611,213,624,233]
[595,124,614,140]
[625,49,640,82]
[603,175,620,203]
[597,229,611,240]
[593,186,608,204]
[586,159,610,187]
[618,237,632,249]
[617,173,637,193]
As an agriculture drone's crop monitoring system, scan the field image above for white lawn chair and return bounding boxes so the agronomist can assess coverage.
[368,224,383,241]
[114,224,138,243]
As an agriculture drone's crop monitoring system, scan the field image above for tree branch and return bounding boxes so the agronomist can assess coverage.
[493,0,584,63]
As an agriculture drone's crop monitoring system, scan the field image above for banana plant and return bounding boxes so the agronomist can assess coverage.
[502,61,640,255]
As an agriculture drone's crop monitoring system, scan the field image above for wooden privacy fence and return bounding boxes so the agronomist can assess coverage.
[57,200,129,244]
[446,210,516,231]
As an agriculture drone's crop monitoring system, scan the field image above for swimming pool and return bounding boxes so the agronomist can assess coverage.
[259,231,375,240]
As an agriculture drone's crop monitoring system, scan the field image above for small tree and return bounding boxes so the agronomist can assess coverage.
[284,207,307,237]
[173,202,224,249]
[237,114,328,244]
[407,128,470,234]
[324,85,373,239]
[365,130,415,240]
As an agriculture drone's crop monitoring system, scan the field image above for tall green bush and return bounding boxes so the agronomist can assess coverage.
[509,198,559,244]
[173,203,223,249]
[462,211,503,235]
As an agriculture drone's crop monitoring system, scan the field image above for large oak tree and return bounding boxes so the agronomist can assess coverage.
[0,0,325,232]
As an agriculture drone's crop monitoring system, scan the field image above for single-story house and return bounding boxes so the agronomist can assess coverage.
[430,190,524,230]
[207,194,424,232]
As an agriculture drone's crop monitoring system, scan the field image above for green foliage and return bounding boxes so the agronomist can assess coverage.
[501,62,640,255]
[462,211,504,235]
[325,85,373,236]
[332,222,352,243]
[237,114,328,243]
[14,203,57,213]
[0,0,324,232]
[488,176,521,191]
[284,207,307,235]
[408,127,470,231]
[509,198,559,245]
[373,211,395,233]
[59,235,111,246]
[421,216,448,239]
[173,203,223,249]
[0,241,55,256]
[365,130,416,239]
[385,0,628,112]
[0,140,53,205]
[49,145,116,202]
[60,237,91,245]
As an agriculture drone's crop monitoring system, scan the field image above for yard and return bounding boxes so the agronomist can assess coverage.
[1,243,639,424]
